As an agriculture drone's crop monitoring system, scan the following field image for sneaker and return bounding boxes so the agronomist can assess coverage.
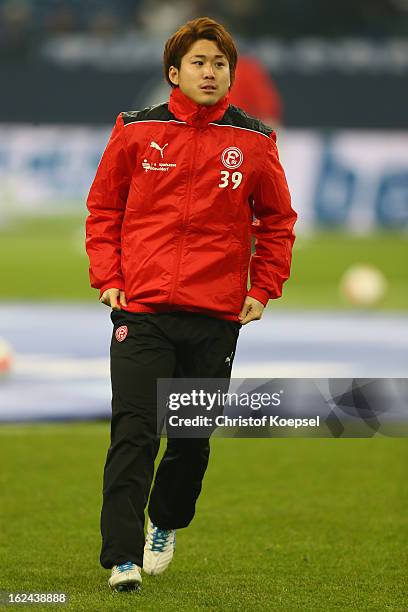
[143,518,176,575]
[108,561,142,592]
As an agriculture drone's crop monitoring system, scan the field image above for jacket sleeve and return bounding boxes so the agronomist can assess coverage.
[247,132,297,305]
[85,113,132,297]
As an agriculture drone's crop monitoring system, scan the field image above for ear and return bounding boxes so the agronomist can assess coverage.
[169,66,179,86]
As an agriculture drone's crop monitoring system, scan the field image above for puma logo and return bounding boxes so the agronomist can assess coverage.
[225,351,234,365]
[150,141,168,158]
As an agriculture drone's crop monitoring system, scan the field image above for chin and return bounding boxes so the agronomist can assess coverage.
[199,94,221,106]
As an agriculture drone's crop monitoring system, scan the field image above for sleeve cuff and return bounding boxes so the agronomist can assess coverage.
[247,287,270,306]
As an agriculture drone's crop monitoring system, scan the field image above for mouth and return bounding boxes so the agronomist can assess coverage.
[200,85,217,92]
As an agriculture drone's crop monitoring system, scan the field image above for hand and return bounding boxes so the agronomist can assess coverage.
[238,296,265,325]
[99,288,127,311]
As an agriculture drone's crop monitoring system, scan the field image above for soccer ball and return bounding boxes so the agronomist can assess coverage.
[0,337,13,378]
[340,264,387,307]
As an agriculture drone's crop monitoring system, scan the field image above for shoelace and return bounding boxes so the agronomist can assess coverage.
[115,561,136,573]
[150,526,174,552]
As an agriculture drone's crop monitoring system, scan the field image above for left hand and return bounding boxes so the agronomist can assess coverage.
[238,296,265,325]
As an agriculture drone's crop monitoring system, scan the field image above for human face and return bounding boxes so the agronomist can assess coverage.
[169,39,231,106]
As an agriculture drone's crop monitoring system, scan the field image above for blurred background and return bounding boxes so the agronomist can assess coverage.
[0,0,407,419]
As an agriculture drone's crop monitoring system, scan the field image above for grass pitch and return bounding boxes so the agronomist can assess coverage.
[0,423,407,611]
[0,214,407,309]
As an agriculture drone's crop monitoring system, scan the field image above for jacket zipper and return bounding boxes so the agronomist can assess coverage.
[168,128,199,305]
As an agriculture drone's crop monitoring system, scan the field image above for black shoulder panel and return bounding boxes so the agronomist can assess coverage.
[214,105,274,138]
[121,103,174,125]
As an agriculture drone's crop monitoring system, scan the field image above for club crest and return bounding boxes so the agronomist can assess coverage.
[115,325,128,342]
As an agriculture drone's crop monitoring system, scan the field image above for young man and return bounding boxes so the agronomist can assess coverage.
[86,17,297,592]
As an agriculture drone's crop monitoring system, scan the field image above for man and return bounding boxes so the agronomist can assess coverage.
[86,17,297,592]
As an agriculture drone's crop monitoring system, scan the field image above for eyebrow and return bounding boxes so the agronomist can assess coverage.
[190,54,227,59]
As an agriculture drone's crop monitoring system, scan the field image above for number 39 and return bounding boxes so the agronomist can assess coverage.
[218,170,242,190]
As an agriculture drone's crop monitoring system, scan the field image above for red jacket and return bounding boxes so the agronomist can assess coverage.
[229,56,283,124]
[86,86,297,322]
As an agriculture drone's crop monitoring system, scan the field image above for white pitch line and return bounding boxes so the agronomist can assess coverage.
[9,354,355,380]
[13,355,109,378]
[232,362,353,378]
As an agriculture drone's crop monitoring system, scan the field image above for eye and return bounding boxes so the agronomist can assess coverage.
[193,61,203,65]
[216,62,225,67]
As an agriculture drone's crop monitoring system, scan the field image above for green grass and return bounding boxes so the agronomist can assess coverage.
[0,215,92,301]
[278,233,408,311]
[0,215,407,309]
[0,423,407,611]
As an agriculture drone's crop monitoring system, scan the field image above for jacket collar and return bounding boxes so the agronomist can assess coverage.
[168,86,229,127]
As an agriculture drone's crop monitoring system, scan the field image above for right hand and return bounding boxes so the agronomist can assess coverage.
[99,288,128,311]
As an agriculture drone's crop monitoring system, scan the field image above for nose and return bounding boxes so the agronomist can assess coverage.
[203,63,215,79]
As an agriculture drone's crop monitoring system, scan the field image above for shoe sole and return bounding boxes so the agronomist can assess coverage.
[109,575,142,592]
[110,581,141,593]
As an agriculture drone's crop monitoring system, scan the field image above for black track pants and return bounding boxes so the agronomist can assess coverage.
[100,310,241,569]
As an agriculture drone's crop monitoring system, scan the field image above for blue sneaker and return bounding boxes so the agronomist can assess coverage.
[143,518,176,575]
[108,561,142,591]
